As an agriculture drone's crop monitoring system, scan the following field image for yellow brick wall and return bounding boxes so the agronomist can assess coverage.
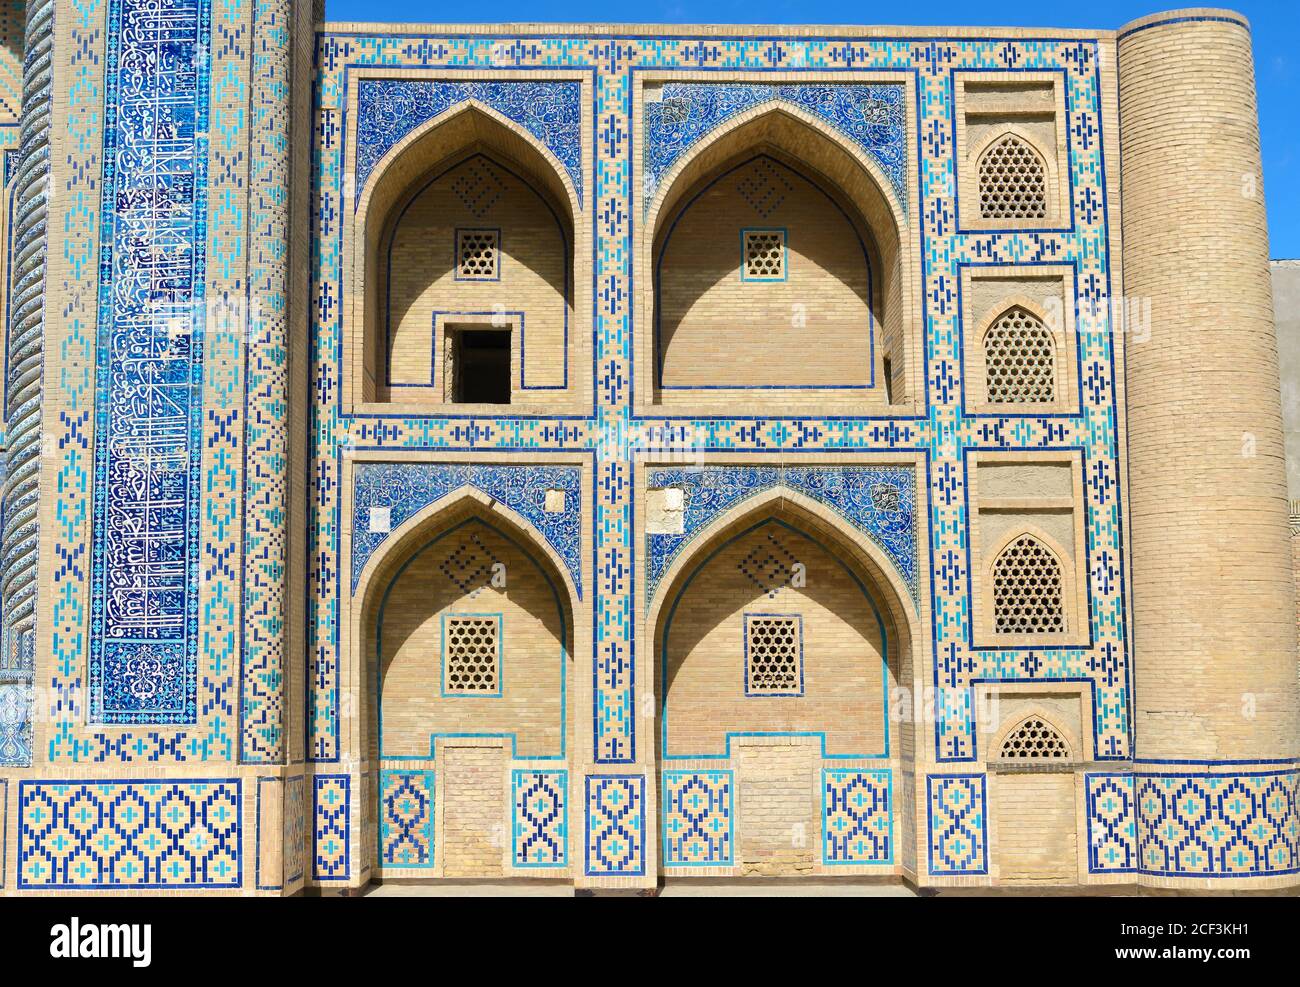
[660,521,889,759]
[382,153,570,402]
[993,772,1078,884]
[656,153,880,397]
[440,744,507,877]
[736,741,818,876]
[1118,13,1300,760]
[373,520,566,760]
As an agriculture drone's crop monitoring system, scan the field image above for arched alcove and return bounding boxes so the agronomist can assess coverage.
[648,489,918,876]
[354,491,576,879]
[640,103,916,413]
[347,103,583,413]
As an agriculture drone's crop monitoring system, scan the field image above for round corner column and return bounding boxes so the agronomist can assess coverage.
[1117,9,1299,764]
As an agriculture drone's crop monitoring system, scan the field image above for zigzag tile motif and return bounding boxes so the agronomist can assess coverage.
[17,780,241,889]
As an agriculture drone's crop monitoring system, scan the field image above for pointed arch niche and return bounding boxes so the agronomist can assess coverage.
[637,95,920,415]
[346,475,586,878]
[644,483,922,876]
[344,91,589,415]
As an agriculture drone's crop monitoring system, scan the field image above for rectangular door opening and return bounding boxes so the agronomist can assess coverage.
[450,328,511,404]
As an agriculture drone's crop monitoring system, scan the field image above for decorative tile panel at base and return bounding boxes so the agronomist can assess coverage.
[823,768,892,865]
[1086,769,1300,878]
[313,775,351,881]
[1084,773,1136,873]
[584,775,645,877]
[381,769,435,868]
[18,780,241,889]
[663,770,733,867]
[512,769,568,868]
[926,774,987,877]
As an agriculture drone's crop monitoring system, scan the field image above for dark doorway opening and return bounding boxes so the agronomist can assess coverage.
[451,329,511,404]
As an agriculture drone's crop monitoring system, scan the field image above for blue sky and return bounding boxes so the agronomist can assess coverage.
[324,1,1299,257]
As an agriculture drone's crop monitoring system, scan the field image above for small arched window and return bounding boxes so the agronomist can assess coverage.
[992,534,1065,635]
[978,134,1048,220]
[984,306,1055,404]
[999,717,1071,759]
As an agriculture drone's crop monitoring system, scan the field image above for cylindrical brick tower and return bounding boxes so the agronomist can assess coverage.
[1119,10,1299,769]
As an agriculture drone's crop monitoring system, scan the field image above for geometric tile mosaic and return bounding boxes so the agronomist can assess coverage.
[584,775,645,876]
[823,768,892,865]
[284,775,307,887]
[381,770,435,868]
[1085,769,1300,878]
[307,31,1135,776]
[512,769,568,868]
[926,774,987,876]
[662,769,733,867]
[1083,772,1136,873]
[646,465,918,606]
[314,775,351,881]
[17,780,241,889]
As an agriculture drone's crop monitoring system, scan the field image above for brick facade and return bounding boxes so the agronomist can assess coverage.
[0,8,1296,896]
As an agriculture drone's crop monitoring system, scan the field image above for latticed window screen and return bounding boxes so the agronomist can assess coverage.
[444,615,500,693]
[456,229,499,279]
[999,717,1071,759]
[985,306,1056,404]
[992,535,1066,635]
[743,230,785,280]
[745,615,802,694]
[978,135,1048,220]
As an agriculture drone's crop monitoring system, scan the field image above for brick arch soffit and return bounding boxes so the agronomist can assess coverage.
[370,511,570,674]
[976,293,1056,346]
